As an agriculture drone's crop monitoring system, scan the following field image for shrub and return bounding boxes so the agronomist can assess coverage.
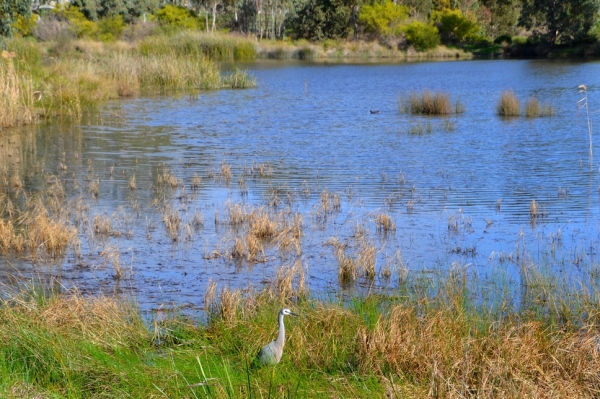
[154,5,200,32]
[33,16,70,41]
[494,34,512,44]
[402,20,440,51]
[56,6,98,38]
[97,15,125,42]
[431,8,479,44]
[359,0,409,37]
[12,13,39,37]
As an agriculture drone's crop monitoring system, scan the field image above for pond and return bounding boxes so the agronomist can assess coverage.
[2,58,600,314]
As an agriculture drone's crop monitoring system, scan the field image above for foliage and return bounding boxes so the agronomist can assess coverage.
[403,20,440,50]
[56,6,98,38]
[69,0,158,23]
[154,5,200,31]
[518,0,600,45]
[358,0,409,37]
[97,15,125,41]
[480,0,521,37]
[431,7,479,44]
[289,0,353,41]
[12,13,38,37]
[1,0,32,38]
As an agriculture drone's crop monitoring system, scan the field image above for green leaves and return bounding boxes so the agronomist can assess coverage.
[518,0,600,45]
[358,0,408,36]
[0,0,32,37]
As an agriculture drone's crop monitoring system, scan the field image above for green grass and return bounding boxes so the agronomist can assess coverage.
[1,265,600,398]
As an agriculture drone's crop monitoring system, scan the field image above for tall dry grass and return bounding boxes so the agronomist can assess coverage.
[497,90,521,116]
[0,55,35,128]
[398,90,462,115]
[525,96,555,117]
[0,35,256,127]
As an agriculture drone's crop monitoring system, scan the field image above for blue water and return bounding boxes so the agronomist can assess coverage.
[3,58,600,312]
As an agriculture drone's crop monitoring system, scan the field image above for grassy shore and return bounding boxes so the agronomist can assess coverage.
[1,262,599,398]
[0,33,256,129]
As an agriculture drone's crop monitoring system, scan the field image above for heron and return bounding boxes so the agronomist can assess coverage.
[256,308,298,366]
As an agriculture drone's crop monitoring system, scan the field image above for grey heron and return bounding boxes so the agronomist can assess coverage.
[256,308,298,366]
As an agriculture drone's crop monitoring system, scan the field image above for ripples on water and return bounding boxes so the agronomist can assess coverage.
[2,58,600,313]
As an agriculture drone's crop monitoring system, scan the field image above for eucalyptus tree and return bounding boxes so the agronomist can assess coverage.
[519,0,600,45]
[70,0,159,22]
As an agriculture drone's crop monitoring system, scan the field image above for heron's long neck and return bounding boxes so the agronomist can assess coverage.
[275,313,285,347]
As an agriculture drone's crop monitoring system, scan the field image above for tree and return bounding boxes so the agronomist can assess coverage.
[431,8,479,44]
[403,20,441,50]
[359,0,408,37]
[479,0,521,38]
[1,0,32,38]
[518,0,600,45]
[288,0,352,41]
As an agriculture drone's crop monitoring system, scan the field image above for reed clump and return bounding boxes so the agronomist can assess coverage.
[497,90,521,116]
[524,96,555,117]
[399,90,462,115]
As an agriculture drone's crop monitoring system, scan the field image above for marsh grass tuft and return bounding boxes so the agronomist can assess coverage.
[524,97,555,117]
[497,90,521,116]
[399,90,461,115]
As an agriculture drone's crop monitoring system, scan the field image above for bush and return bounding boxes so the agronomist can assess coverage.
[154,5,200,32]
[431,8,479,44]
[33,16,70,41]
[494,34,512,44]
[56,6,98,38]
[97,15,125,42]
[403,20,440,51]
[12,13,38,37]
[359,0,409,37]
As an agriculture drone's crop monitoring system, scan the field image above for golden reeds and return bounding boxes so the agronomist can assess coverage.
[399,90,458,115]
[525,96,555,117]
[497,90,521,116]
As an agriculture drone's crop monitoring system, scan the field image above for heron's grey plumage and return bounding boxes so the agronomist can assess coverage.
[256,308,297,366]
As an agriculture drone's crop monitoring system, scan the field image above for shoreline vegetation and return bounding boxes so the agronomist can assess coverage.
[2,264,599,398]
[0,143,598,396]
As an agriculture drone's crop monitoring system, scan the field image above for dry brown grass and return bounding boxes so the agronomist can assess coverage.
[497,90,521,116]
[4,289,147,350]
[320,189,341,214]
[374,212,396,232]
[525,96,555,117]
[273,260,307,300]
[0,57,35,128]
[530,199,539,219]
[351,304,600,397]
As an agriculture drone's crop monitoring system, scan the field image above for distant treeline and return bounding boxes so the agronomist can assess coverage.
[2,0,600,50]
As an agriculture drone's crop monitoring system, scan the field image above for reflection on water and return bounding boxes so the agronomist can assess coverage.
[2,58,600,313]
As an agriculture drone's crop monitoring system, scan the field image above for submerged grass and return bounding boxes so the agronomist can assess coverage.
[2,264,600,398]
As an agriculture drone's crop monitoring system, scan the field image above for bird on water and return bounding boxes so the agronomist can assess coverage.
[256,308,298,366]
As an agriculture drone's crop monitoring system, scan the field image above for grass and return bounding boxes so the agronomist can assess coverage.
[525,96,555,117]
[0,33,257,128]
[2,263,600,398]
[497,90,521,116]
[398,90,464,115]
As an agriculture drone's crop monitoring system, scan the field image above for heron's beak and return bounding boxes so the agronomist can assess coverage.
[290,312,299,317]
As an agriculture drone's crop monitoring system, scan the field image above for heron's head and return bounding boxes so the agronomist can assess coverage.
[281,308,298,317]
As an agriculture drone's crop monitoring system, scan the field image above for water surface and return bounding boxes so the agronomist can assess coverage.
[2,58,600,313]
